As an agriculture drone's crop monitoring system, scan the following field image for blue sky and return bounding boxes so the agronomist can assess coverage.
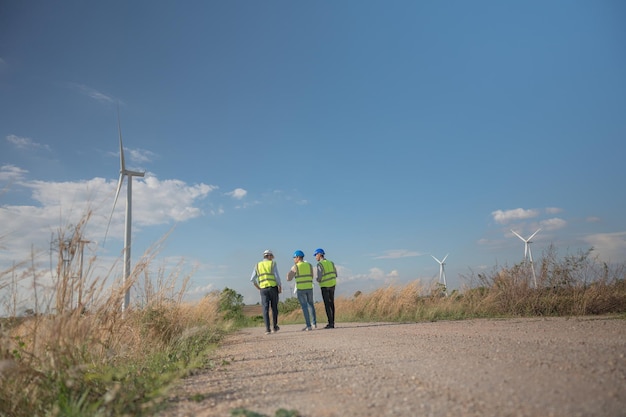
[1,1,625,309]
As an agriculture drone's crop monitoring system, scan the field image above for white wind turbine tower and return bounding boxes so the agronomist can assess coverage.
[431,254,448,295]
[511,228,541,288]
[104,109,145,313]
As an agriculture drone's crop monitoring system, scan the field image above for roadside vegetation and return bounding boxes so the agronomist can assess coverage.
[333,244,625,323]
[278,244,626,325]
[0,219,254,417]
[1,215,624,417]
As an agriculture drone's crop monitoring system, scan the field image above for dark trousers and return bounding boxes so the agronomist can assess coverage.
[321,285,335,326]
[260,286,279,331]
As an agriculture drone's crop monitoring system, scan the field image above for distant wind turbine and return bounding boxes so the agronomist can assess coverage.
[511,228,541,288]
[104,108,145,313]
[431,254,448,294]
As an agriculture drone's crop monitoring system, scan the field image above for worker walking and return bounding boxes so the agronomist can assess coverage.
[287,250,317,331]
[251,249,282,335]
[314,248,337,329]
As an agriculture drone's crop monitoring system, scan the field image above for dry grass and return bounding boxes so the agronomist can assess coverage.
[285,247,626,325]
[0,216,231,417]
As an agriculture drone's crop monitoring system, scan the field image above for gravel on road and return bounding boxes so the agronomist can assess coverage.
[157,316,626,417]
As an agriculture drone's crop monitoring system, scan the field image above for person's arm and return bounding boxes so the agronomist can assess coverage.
[316,263,322,283]
[273,262,282,293]
[286,265,296,281]
[250,267,260,290]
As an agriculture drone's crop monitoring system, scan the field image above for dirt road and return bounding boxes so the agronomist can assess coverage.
[158,317,626,417]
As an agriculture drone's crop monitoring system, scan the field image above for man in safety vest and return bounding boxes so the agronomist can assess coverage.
[314,248,337,329]
[251,249,282,335]
[287,250,317,331]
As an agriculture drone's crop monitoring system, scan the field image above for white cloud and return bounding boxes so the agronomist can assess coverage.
[234,200,260,210]
[545,207,563,214]
[0,164,28,182]
[368,267,386,280]
[127,148,157,165]
[68,83,116,104]
[374,249,421,259]
[492,208,539,224]
[539,217,567,231]
[136,176,217,224]
[6,135,51,152]
[0,173,218,266]
[586,216,601,223]
[226,188,247,199]
[582,232,626,263]
[107,147,156,168]
[186,283,214,296]
[339,265,389,282]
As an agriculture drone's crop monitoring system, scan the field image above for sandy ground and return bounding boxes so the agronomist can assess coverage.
[156,317,626,417]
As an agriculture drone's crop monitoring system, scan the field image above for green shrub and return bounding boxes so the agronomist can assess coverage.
[278,297,300,314]
[218,288,245,323]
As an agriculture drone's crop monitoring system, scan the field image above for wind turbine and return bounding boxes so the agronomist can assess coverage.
[104,109,144,312]
[511,228,541,288]
[431,254,448,294]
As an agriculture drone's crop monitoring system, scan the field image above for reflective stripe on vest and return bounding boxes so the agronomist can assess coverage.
[295,261,314,290]
[318,259,337,288]
[256,260,277,288]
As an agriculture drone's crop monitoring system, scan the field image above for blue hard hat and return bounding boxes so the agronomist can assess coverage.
[313,248,325,256]
[293,250,305,258]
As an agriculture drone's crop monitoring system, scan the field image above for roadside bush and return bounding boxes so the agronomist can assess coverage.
[278,297,300,314]
[218,287,245,324]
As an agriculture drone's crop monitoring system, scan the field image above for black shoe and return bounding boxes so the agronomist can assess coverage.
[324,324,334,329]
[273,326,280,332]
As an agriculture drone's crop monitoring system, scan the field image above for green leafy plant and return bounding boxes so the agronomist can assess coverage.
[278,297,300,314]
[219,287,246,323]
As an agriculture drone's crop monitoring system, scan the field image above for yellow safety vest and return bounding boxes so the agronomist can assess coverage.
[256,259,277,288]
[295,261,314,290]
[318,259,337,288]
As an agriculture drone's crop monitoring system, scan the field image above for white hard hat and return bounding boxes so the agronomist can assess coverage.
[263,249,274,257]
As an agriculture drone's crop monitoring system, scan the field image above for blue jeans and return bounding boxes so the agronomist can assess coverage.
[260,286,279,331]
[297,288,316,328]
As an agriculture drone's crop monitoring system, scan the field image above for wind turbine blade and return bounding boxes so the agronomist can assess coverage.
[442,254,449,263]
[117,106,126,172]
[528,228,541,241]
[511,230,525,242]
[431,255,442,264]
[103,173,124,246]
[524,243,529,259]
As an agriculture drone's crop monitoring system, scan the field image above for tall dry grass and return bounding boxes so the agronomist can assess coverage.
[0,216,230,417]
[320,245,626,324]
